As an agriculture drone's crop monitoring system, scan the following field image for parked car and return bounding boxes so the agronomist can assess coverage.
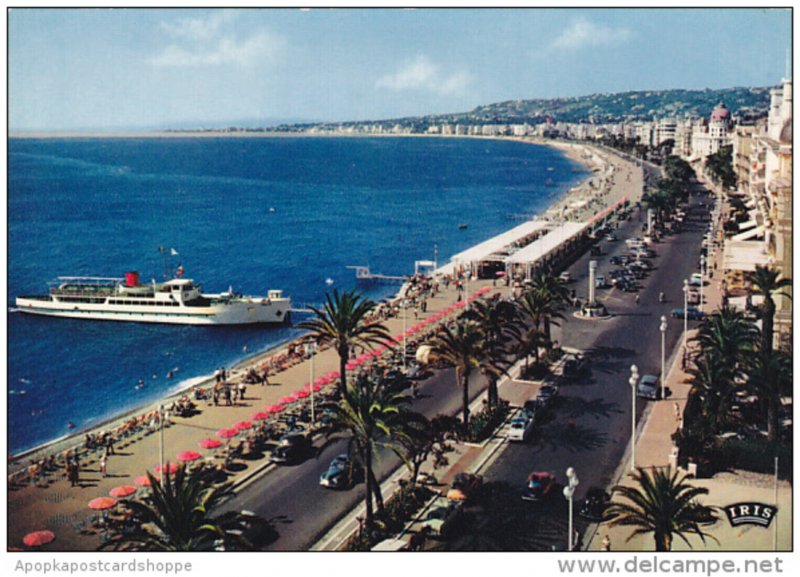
[617,279,639,292]
[625,237,644,248]
[562,353,589,380]
[419,498,463,537]
[579,487,612,521]
[559,271,572,283]
[270,433,312,464]
[447,472,483,502]
[636,374,660,400]
[522,471,557,502]
[594,275,608,289]
[671,307,705,320]
[319,453,360,489]
[689,273,704,286]
[687,289,701,305]
[536,384,559,406]
[610,255,631,266]
[507,409,535,442]
[604,232,617,242]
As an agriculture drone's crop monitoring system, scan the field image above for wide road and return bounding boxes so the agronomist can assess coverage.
[225,360,490,550]
[483,181,712,548]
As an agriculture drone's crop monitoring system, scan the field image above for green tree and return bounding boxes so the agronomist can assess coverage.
[692,306,758,375]
[297,289,391,398]
[100,465,269,551]
[393,413,456,488]
[606,467,718,551]
[745,349,793,444]
[429,319,485,433]
[529,269,569,350]
[320,373,410,528]
[745,265,792,357]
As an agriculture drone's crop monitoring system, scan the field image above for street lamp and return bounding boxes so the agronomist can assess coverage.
[629,364,639,471]
[306,340,317,426]
[660,316,668,401]
[402,299,408,370]
[158,403,165,487]
[682,279,689,358]
[699,255,706,310]
[563,467,580,551]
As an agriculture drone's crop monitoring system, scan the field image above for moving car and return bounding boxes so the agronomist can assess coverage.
[270,433,312,464]
[636,374,660,400]
[594,275,608,289]
[522,471,557,502]
[562,353,589,380]
[689,273,704,286]
[319,454,360,489]
[536,384,559,407]
[671,307,705,320]
[579,487,612,521]
[507,409,535,442]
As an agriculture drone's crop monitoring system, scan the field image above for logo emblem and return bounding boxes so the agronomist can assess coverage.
[725,502,777,528]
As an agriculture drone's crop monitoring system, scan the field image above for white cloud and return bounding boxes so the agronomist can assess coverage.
[150,12,283,68]
[376,55,471,96]
[550,18,633,51]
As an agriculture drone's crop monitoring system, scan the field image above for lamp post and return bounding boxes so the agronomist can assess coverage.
[563,467,580,551]
[629,364,639,471]
[402,299,408,370]
[307,340,317,426]
[699,255,706,310]
[682,279,689,358]
[660,316,668,401]
[158,403,165,487]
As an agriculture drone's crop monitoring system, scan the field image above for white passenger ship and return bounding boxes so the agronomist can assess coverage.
[16,271,291,325]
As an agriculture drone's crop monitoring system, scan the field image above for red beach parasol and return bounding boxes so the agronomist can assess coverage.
[278,395,296,405]
[134,475,152,487]
[177,450,202,463]
[267,404,285,413]
[233,420,253,431]
[109,485,137,498]
[199,438,223,450]
[23,530,55,547]
[216,428,239,439]
[154,462,179,474]
[295,389,310,399]
[88,497,117,510]
[251,411,270,421]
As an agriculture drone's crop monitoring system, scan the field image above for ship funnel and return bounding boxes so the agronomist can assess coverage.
[125,271,140,287]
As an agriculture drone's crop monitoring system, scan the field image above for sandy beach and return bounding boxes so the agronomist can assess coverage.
[7,135,646,551]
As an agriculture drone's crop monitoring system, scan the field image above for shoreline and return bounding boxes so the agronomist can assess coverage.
[9,136,634,466]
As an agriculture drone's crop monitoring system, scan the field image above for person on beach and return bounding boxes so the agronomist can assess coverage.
[238,382,246,401]
[601,534,611,551]
[105,432,115,455]
[100,449,108,478]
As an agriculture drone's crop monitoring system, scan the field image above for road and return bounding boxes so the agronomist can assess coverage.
[483,183,711,548]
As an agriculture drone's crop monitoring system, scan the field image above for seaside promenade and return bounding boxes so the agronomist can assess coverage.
[7,140,645,552]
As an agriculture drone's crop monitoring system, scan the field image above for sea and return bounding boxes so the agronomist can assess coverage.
[6,136,587,455]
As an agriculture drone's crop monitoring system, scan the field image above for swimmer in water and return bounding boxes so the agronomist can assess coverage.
[67,421,75,429]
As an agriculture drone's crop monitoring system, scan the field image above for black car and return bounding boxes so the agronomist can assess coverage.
[617,279,639,292]
[536,384,559,406]
[319,454,361,489]
[562,354,589,380]
[610,255,631,266]
[270,433,312,464]
[579,487,612,521]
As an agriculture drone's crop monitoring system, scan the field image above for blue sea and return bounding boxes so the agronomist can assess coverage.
[6,136,586,454]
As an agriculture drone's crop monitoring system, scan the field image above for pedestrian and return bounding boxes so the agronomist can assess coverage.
[100,449,108,478]
[601,534,611,551]
[674,402,681,422]
[105,433,115,455]
[238,382,246,401]
[635,294,640,305]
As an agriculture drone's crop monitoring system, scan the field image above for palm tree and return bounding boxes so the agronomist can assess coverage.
[606,467,718,551]
[745,349,793,443]
[100,465,268,551]
[685,352,739,435]
[529,269,569,350]
[515,284,564,369]
[297,289,391,398]
[746,265,791,356]
[692,306,757,373]
[429,319,485,433]
[320,373,410,528]
[465,298,519,407]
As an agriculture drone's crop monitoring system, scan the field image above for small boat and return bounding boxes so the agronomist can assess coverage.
[16,271,291,326]
[458,223,468,230]
[547,166,555,172]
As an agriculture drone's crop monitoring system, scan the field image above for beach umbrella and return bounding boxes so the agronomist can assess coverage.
[177,450,202,463]
[23,530,55,547]
[109,485,137,498]
[134,475,152,487]
[278,395,297,405]
[199,438,223,450]
[154,462,179,475]
[251,411,270,421]
[267,404,285,414]
[295,389,310,399]
[216,428,239,439]
[495,271,506,277]
[88,497,117,511]
[233,420,253,431]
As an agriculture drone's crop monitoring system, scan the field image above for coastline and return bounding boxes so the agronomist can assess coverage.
[9,135,635,466]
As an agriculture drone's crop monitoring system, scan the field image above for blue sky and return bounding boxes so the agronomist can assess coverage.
[7,7,792,131]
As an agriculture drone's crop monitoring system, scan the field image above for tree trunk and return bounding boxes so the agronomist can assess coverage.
[338,345,349,399]
[460,370,471,436]
[767,392,780,445]
[761,298,775,357]
[487,375,498,409]
[655,531,672,552]
[369,467,385,514]
[362,446,373,527]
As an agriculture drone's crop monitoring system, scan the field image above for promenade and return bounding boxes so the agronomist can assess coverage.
[7,139,644,552]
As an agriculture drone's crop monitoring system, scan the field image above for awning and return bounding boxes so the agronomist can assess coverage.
[505,222,591,266]
[450,220,549,265]
[723,241,772,272]
[732,225,764,242]
[728,295,765,311]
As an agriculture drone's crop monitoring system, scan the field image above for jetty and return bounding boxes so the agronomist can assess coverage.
[346,265,407,283]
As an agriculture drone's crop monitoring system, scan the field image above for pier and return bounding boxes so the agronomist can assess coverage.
[346,265,407,283]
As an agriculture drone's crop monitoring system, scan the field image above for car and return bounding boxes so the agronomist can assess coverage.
[419,499,463,537]
[522,471,557,502]
[594,275,608,289]
[562,353,589,380]
[617,279,639,292]
[610,255,631,266]
[536,384,559,406]
[319,453,360,489]
[579,487,612,521]
[670,307,705,320]
[636,374,660,400]
[625,237,644,248]
[559,271,571,283]
[604,233,617,242]
[447,472,483,502]
[687,289,701,305]
[689,273,704,286]
[270,433,312,464]
[507,410,535,442]
[523,398,542,415]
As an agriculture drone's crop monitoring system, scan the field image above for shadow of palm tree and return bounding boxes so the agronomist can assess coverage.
[532,422,608,454]
[586,346,638,375]
[560,397,623,420]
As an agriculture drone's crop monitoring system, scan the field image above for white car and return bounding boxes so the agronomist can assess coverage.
[507,409,535,442]
[559,271,571,283]
[690,273,703,286]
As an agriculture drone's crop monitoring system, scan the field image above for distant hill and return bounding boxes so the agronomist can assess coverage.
[283,86,772,132]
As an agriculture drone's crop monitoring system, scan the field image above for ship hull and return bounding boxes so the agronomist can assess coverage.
[15,296,291,325]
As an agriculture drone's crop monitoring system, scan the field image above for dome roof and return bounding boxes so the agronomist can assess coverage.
[710,102,730,122]
[780,119,792,144]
